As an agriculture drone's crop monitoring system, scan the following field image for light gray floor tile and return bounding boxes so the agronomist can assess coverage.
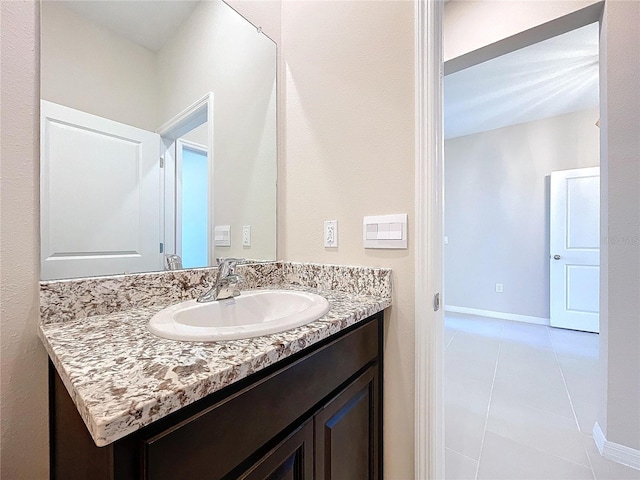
[501,321,554,350]
[582,434,640,480]
[445,374,493,415]
[491,368,574,418]
[486,395,590,467]
[445,402,488,461]
[445,313,505,339]
[557,354,600,434]
[477,431,595,480]
[498,341,563,376]
[445,333,500,384]
[445,315,608,480]
[445,448,478,480]
[549,327,600,359]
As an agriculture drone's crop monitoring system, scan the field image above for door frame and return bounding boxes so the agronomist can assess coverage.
[414,1,444,478]
[414,2,605,478]
[157,93,215,266]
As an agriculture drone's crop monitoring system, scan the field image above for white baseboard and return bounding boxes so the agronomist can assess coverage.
[444,305,550,326]
[593,422,640,470]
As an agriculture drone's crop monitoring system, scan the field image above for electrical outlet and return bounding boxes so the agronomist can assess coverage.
[495,283,504,293]
[324,220,338,248]
[242,226,251,247]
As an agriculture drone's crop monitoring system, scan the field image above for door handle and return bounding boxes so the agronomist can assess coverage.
[553,255,561,260]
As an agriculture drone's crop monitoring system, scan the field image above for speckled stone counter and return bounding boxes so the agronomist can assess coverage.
[39,262,392,447]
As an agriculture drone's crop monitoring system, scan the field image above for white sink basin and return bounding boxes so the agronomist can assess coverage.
[148,290,330,342]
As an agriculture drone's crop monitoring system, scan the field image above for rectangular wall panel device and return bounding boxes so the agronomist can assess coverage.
[363,214,408,249]
[214,225,231,247]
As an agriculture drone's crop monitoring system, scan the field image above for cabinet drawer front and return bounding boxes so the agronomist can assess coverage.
[144,318,379,480]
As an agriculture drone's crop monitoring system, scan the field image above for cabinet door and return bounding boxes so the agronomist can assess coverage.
[315,366,379,480]
[239,420,314,480]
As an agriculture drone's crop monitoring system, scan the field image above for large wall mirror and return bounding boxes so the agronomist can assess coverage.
[40,0,277,281]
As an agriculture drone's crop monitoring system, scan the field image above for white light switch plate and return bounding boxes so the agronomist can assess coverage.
[363,214,408,249]
[324,220,338,248]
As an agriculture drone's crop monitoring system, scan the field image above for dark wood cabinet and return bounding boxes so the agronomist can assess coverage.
[50,312,383,480]
[239,420,314,480]
[315,368,379,480]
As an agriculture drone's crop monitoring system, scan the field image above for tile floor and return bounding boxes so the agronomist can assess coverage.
[444,313,640,480]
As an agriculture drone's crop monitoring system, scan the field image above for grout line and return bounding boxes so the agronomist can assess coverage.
[547,326,598,480]
[445,446,480,464]
[487,431,599,473]
[473,320,504,480]
[548,327,582,431]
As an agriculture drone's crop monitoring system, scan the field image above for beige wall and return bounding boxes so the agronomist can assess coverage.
[0,1,49,478]
[445,109,600,319]
[280,1,415,477]
[598,0,640,451]
[40,1,158,131]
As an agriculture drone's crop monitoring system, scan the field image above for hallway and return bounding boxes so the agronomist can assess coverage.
[444,314,639,480]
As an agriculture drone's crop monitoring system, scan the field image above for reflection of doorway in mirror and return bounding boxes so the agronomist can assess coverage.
[177,140,208,269]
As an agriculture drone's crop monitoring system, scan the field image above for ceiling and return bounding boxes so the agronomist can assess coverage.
[61,1,200,52]
[444,23,599,139]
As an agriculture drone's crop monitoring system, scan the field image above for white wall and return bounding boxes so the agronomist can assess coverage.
[280,2,415,477]
[598,0,640,452]
[445,109,600,319]
[0,1,49,478]
[40,1,158,131]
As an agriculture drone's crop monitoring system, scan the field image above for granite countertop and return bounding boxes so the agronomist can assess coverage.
[39,284,390,447]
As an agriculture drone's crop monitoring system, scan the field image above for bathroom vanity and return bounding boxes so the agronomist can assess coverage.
[50,312,382,479]
[40,262,392,480]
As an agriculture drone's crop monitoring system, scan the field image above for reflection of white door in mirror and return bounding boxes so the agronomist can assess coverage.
[40,101,162,280]
[176,139,209,269]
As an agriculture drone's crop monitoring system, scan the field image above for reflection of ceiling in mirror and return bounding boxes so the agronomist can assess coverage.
[60,0,200,52]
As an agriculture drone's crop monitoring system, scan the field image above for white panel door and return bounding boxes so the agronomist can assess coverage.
[550,167,600,333]
[41,101,162,280]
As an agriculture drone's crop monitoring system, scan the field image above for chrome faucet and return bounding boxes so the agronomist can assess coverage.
[197,258,245,303]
